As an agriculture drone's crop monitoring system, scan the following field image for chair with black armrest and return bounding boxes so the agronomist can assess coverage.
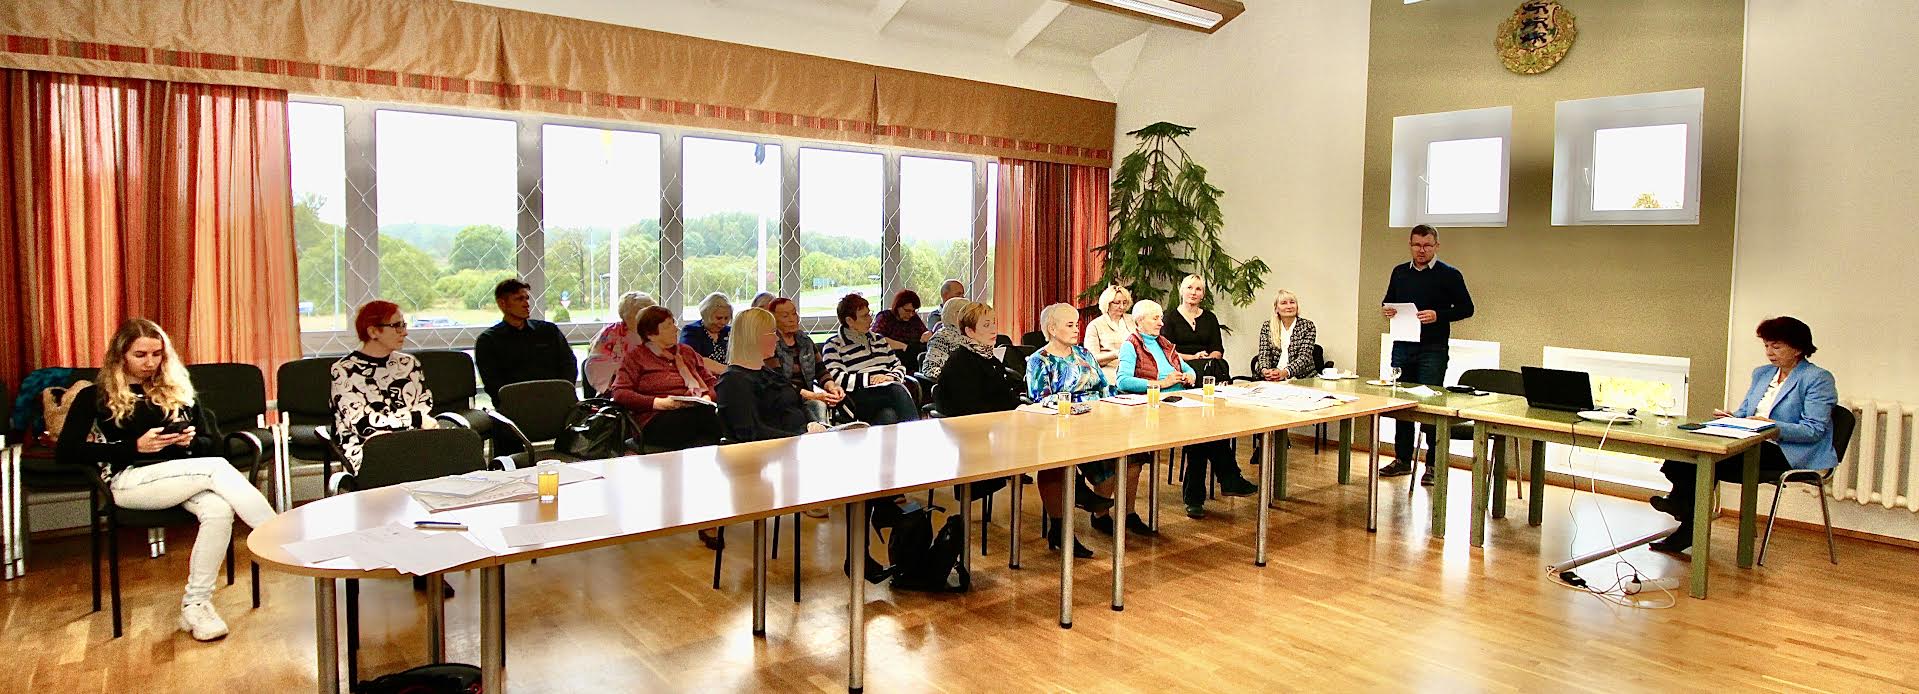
[329,427,490,686]
[1758,405,1853,566]
[486,379,585,469]
[1019,330,1046,349]
[275,357,339,495]
[185,363,273,489]
[15,368,103,578]
[414,350,494,438]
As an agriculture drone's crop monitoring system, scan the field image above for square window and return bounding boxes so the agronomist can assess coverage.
[1389,106,1511,227]
[1424,137,1504,215]
[1590,124,1688,212]
[1553,88,1703,225]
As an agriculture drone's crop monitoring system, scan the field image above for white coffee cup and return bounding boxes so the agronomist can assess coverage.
[1321,367,1339,378]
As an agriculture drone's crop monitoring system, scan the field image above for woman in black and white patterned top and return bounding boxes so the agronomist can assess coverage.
[1253,289,1319,381]
[330,300,437,474]
[822,293,919,425]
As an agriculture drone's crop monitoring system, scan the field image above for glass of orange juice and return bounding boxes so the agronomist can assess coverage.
[536,462,561,502]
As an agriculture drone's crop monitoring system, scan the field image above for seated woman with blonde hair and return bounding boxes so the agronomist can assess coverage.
[714,306,829,442]
[582,291,657,397]
[57,318,277,641]
[1083,284,1137,382]
[1253,289,1318,381]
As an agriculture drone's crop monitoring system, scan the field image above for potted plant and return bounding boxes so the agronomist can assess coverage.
[1084,122,1267,311]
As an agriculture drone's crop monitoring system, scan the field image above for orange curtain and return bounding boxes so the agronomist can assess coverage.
[992,159,1109,337]
[0,68,298,390]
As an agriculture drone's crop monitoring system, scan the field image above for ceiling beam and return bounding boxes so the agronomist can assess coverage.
[1004,0,1069,57]
[1061,0,1246,35]
[868,0,912,33]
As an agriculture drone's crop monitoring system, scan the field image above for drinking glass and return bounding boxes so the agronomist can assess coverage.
[1388,367,1402,388]
[1147,384,1162,405]
[1202,375,1216,398]
[536,462,561,502]
[1656,397,1676,427]
[1057,395,1072,416]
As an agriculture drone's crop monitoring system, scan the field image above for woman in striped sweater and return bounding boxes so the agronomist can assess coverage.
[822,293,921,425]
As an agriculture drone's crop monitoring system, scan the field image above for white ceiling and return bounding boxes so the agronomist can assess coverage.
[466,0,1174,99]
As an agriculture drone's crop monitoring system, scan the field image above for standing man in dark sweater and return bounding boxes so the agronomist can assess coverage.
[475,278,578,453]
[1379,225,1474,485]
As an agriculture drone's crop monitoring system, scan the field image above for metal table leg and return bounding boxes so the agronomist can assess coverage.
[1337,419,1354,485]
[957,483,972,579]
[753,519,768,636]
[1367,415,1381,532]
[1737,446,1760,569]
[1008,477,1023,570]
[847,500,867,692]
[1529,439,1547,526]
[1111,461,1126,611]
[1146,457,1159,532]
[1059,464,1075,629]
[1689,454,1714,599]
[426,573,446,662]
[1273,429,1290,503]
[1255,431,1274,567]
[314,577,340,693]
[1429,414,1453,538]
[1492,436,1513,519]
[480,566,505,689]
[1470,422,1490,548]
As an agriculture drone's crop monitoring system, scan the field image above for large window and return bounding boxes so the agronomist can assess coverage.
[797,148,883,317]
[1552,88,1704,225]
[290,102,348,332]
[542,125,662,324]
[375,110,519,328]
[899,156,974,304]
[1388,106,1512,227]
[287,98,994,353]
[682,137,782,320]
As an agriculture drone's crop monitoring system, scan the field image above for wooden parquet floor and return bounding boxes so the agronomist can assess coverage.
[4,447,1917,693]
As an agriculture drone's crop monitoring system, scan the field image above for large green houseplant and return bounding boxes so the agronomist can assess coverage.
[1084,122,1267,311]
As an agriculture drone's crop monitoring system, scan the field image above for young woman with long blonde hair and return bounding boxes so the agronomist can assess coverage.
[56,318,276,641]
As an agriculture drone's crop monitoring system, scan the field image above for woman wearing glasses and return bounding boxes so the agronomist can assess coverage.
[329,301,438,476]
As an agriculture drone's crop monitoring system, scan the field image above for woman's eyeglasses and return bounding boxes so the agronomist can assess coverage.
[376,321,407,330]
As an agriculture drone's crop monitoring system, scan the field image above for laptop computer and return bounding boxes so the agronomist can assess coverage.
[1521,366,1596,412]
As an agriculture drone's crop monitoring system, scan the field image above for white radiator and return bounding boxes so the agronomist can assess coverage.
[1831,400,1918,511]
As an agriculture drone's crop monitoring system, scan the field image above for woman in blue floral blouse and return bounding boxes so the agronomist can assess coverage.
[1024,303,1122,558]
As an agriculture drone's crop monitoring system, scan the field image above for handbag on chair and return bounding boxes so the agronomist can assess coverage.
[554,398,632,460]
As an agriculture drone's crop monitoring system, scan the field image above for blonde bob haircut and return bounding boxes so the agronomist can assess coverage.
[1096,285,1133,314]
[697,292,733,323]
[1271,289,1299,312]
[617,291,656,328]
[727,307,777,368]
[939,297,970,324]
[96,318,196,424]
[1038,303,1079,341]
[1179,274,1206,292]
[954,301,994,333]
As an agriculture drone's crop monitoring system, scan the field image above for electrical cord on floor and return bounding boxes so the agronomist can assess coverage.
[1547,417,1677,610]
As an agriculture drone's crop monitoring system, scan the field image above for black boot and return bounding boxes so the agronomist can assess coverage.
[1044,517,1095,559]
[1073,476,1115,514]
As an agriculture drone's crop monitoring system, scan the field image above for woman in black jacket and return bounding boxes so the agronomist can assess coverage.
[934,302,1022,416]
[715,307,827,442]
[56,318,277,641]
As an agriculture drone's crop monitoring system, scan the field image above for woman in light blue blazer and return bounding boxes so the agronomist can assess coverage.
[1650,316,1837,554]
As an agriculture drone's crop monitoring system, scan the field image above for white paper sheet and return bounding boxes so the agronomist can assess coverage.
[1692,425,1762,439]
[1402,385,1439,398]
[500,514,623,547]
[488,464,604,486]
[1705,416,1775,431]
[1385,302,1421,343]
[382,533,496,575]
[282,523,425,565]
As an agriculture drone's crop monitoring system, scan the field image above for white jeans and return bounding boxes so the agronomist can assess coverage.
[110,457,277,606]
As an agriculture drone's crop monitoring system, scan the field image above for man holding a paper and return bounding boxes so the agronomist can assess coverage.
[1648,317,1838,554]
[1378,225,1474,484]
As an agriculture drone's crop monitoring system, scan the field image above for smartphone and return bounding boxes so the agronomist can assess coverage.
[160,419,191,435]
[1161,395,1184,403]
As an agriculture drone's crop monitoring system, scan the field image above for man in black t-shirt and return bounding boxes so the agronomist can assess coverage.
[1378,225,1474,485]
[475,278,579,454]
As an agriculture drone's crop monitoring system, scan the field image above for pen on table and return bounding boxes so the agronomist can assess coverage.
[414,520,469,531]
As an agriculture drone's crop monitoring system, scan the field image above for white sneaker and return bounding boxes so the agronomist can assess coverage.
[179,602,229,641]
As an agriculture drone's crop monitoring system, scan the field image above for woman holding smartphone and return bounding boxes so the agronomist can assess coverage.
[57,318,277,642]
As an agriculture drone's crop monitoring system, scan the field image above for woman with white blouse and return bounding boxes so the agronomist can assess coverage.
[1082,284,1137,382]
[1253,289,1319,381]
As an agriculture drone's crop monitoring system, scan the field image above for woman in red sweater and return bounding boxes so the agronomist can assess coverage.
[608,305,724,451]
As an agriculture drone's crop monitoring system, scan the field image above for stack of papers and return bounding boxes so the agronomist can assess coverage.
[401,465,606,513]
[1692,416,1776,439]
[1215,383,1353,412]
[1101,394,1148,406]
[280,523,495,575]
[501,515,622,547]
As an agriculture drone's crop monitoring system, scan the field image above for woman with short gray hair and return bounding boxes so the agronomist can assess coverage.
[680,292,733,375]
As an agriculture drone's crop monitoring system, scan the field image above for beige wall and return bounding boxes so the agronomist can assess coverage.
[1726,1,1919,541]
[1357,0,1744,417]
[1113,1,1372,369]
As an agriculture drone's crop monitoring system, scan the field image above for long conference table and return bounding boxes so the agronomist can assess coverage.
[250,390,1414,692]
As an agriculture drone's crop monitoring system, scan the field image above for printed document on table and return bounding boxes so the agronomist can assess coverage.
[382,533,496,575]
[501,515,623,547]
[282,523,426,566]
[1693,425,1763,439]
[1385,302,1421,342]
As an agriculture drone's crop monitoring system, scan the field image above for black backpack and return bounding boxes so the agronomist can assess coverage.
[886,509,971,593]
[555,398,631,459]
[359,663,482,694]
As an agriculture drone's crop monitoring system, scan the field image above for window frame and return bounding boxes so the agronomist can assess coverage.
[1552,88,1705,226]
[1389,106,1512,228]
[288,96,995,354]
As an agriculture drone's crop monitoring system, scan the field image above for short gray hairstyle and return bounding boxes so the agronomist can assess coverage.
[618,291,656,328]
[1130,299,1164,320]
[1038,303,1079,339]
[697,292,733,323]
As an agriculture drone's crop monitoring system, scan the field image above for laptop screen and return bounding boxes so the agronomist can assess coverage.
[1521,367,1595,412]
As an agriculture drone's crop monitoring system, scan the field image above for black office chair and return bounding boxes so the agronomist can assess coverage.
[1019,330,1046,348]
[1758,405,1854,566]
[87,474,254,638]
[415,350,493,436]
[185,363,273,488]
[16,368,102,576]
[276,357,339,489]
[487,379,585,468]
[1426,369,1525,495]
[331,427,491,685]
